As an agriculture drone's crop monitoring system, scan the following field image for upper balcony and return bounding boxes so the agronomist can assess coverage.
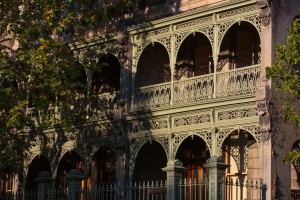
[132,20,261,111]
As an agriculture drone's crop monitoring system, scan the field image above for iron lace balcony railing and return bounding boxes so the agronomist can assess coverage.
[132,65,261,111]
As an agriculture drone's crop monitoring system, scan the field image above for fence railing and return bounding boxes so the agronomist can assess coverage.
[225,178,266,200]
[178,178,208,200]
[132,65,261,111]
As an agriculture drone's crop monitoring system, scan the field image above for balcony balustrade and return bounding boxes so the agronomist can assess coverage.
[133,65,261,111]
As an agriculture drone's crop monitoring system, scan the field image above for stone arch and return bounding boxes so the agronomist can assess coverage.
[175,32,213,80]
[135,41,170,87]
[25,154,51,190]
[218,21,261,70]
[91,53,121,95]
[132,140,167,182]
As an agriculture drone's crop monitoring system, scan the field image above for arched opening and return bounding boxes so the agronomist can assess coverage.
[176,33,213,80]
[136,43,170,87]
[221,130,260,199]
[89,146,116,188]
[175,136,210,200]
[176,136,210,181]
[56,150,82,190]
[133,141,167,182]
[92,54,120,95]
[218,21,261,71]
[25,155,51,190]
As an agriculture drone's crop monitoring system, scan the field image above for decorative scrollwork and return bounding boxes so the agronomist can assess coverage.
[242,124,260,145]
[196,130,213,153]
[244,15,262,34]
[157,36,171,54]
[174,113,211,127]
[136,27,170,40]
[175,16,213,30]
[174,32,190,56]
[172,133,189,158]
[129,118,169,133]
[217,128,236,149]
[217,107,258,121]
[219,5,259,19]
[217,21,235,44]
[154,136,169,158]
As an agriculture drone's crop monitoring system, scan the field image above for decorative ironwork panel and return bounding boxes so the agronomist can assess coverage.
[157,36,171,54]
[155,136,169,158]
[173,74,214,104]
[172,133,189,157]
[217,21,235,44]
[173,113,211,127]
[217,128,235,149]
[175,16,213,30]
[198,26,214,44]
[216,65,261,97]
[136,27,170,40]
[174,32,190,55]
[196,130,213,153]
[129,118,169,133]
[217,107,258,121]
[134,42,149,64]
[244,15,262,33]
[133,82,171,111]
[242,124,260,144]
[218,5,258,19]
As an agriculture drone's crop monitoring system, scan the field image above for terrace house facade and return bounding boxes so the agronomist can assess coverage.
[1,0,300,200]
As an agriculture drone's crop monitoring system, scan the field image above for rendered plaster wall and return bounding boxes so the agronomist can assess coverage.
[266,1,300,199]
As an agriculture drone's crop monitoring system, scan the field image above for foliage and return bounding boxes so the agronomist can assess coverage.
[0,0,131,176]
[266,18,300,163]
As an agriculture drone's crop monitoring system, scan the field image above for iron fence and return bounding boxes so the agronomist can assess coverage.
[225,178,266,200]
[177,178,208,200]
[291,189,300,200]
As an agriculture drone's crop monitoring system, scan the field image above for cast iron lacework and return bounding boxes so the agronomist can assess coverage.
[217,107,258,121]
[130,119,169,133]
[136,27,170,40]
[196,130,213,153]
[216,65,261,97]
[134,42,149,64]
[157,36,171,54]
[218,5,259,19]
[217,21,235,44]
[133,83,171,111]
[132,137,168,158]
[244,15,262,33]
[172,133,189,157]
[154,136,169,159]
[175,16,213,30]
[198,26,214,44]
[173,113,211,127]
[217,128,236,149]
[242,125,260,144]
[173,74,214,103]
[174,32,190,54]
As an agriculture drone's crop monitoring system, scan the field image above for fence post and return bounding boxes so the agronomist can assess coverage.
[66,169,83,200]
[36,171,53,200]
[162,159,186,200]
[204,156,229,200]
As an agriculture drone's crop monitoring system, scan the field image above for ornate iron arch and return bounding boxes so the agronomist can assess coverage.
[130,137,169,173]
[216,125,260,155]
[218,19,261,50]
[172,132,212,160]
[134,40,171,68]
[24,152,51,179]
[174,30,214,60]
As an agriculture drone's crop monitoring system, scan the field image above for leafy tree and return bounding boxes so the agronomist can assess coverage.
[266,18,300,164]
[0,0,132,176]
